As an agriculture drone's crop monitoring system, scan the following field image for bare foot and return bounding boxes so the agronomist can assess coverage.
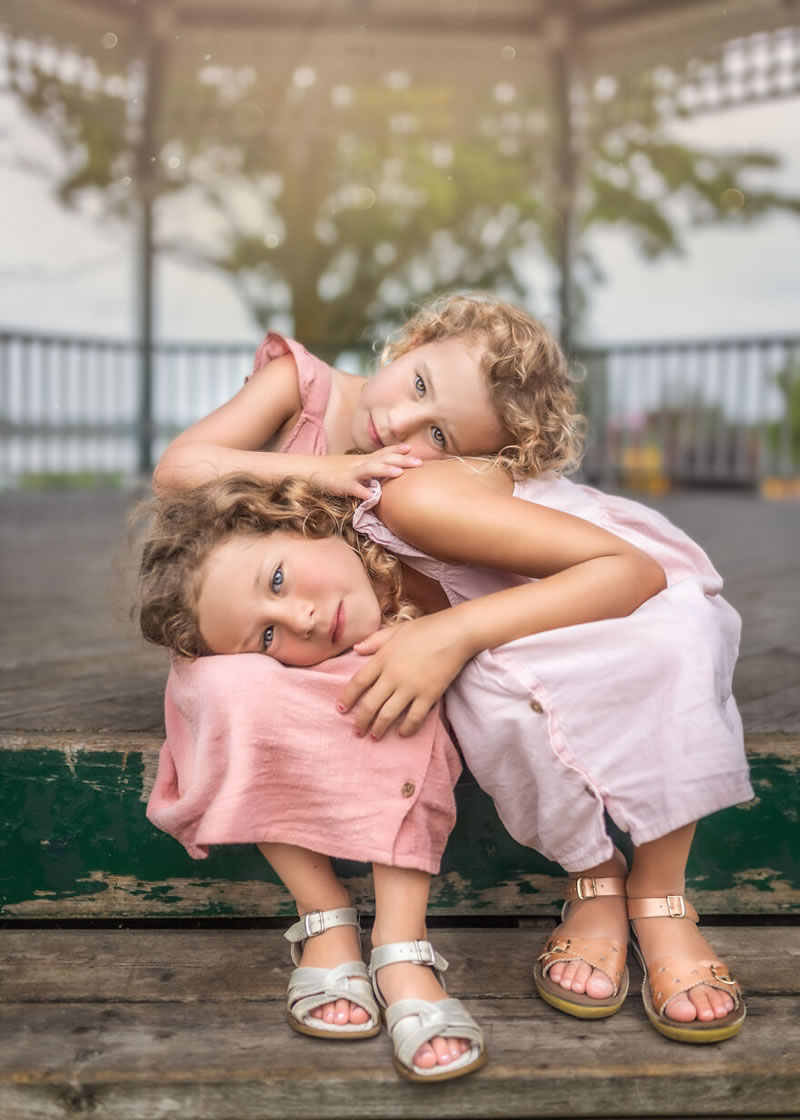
[631,916,736,1023]
[546,892,629,1000]
[299,922,372,1026]
[372,954,471,1070]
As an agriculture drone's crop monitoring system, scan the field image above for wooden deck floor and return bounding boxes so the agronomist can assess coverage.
[2,923,799,1119]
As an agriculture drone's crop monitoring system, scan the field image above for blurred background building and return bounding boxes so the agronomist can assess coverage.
[1,0,799,490]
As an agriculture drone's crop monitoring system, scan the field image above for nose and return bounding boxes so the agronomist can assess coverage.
[283,597,315,639]
[386,403,421,442]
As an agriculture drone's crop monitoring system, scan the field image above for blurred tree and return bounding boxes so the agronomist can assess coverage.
[3,37,800,352]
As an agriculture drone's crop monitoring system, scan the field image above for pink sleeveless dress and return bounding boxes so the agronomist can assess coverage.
[146,334,461,872]
[353,475,754,872]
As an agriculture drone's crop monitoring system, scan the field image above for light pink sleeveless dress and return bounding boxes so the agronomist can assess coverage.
[146,334,461,872]
[353,475,754,872]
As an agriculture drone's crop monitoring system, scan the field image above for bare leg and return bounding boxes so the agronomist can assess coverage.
[627,823,735,1023]
[258,842,369,1026]
[371,864,471,1070]
[546,847,629,999]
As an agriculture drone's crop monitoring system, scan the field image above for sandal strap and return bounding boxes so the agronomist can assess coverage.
[644,955,742,1017]
[284,906,360,966]
[538,935,627,995]
[288,961,379,1026]
[369,940,449,1009]
[386,996,484,1074]
[564,876,627,902]
[627,895,699,922]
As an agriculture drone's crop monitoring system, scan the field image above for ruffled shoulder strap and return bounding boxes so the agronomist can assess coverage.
[353,481,451,588]
[248,331,332,420]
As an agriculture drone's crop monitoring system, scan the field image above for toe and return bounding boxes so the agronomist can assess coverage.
[557,960,580,991]
[431,1036,454,1066]
[349,1002,370,1025]
[413,1043,438,1070]
[693,984,734,1020]
[585,967,614,1000]
[548,961,564,985]
[664,993,698,1023]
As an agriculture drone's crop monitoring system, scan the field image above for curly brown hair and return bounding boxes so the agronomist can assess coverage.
[137,474,415,660]
[382,293,586,476]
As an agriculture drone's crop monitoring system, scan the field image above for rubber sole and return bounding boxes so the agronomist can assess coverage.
[641,980,746,1044]
[287,1011,381,1040]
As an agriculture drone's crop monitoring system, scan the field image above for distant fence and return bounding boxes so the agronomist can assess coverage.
[1,330,798,490]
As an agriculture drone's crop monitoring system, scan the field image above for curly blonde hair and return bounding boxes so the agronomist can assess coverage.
[137,474,414,660]
[382,293,586,476]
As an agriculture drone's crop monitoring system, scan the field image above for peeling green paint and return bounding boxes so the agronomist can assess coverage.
[1,745,798,917]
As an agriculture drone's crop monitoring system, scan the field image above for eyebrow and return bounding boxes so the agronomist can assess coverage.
[418,359,460,455]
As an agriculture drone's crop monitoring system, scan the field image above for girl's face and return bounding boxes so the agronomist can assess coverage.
[196,530,382,666]
[350,337,507,460]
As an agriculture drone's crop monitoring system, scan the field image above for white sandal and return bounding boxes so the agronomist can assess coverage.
[284,907,380,1039]
[369,940,486,1082]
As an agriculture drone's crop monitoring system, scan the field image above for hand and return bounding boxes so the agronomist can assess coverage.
[310,447,422,500]
[336,613,474,739]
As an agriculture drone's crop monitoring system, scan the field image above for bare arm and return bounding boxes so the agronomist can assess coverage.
[339,459,666,736]
[153,353,420,500]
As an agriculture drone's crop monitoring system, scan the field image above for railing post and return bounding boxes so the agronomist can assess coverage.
[133,1,172,477]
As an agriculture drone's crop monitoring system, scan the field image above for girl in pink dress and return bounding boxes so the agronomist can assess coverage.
[145,295,575,1079]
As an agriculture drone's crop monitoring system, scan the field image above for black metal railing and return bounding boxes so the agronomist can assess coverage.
[1,330,798,489]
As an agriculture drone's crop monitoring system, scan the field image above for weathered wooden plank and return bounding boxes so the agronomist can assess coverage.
[0,996,798,1119]
[0,926,796,1004]
[2,734,798,918]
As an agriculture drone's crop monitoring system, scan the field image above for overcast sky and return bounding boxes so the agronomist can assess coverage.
[0,92,798,347]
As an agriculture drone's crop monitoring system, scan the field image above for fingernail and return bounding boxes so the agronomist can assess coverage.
[354,729,364,737]
[369,733,378,741]
[336,703,346,712]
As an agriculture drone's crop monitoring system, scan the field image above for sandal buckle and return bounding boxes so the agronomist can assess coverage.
[576,876,597,900]
[414,940,437,966]
[303,910,326,938]
[665,895,686,918]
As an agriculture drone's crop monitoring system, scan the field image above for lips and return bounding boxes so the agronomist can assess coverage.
[330,602,344,644]
[367,415,383,448]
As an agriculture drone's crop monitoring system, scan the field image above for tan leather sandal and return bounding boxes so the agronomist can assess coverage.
[284,907,380,1039]
[627,894,745,1043]
[534,875,630,1019]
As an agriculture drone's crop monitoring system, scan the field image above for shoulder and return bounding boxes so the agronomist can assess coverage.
[377,458,513,550]
[246,351,301,409]
[380,458,511,508]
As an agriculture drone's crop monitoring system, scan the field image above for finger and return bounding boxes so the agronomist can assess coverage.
[351,680,398,735]
[385,451,423,466]
[368,694,413,740]
[396,696,436,737]
[337,662,384,712]
[353,629,394,655]
[349,481,377,500]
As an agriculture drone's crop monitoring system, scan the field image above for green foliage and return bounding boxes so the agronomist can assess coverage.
[4,30,800,348]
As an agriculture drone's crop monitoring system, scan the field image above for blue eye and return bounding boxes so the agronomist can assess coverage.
[414,373,425,396]
[431,426,446,448]
[262,625,274,650]
[271,566,283,592]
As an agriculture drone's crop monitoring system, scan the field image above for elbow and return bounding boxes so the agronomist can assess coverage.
[634,551,667,607]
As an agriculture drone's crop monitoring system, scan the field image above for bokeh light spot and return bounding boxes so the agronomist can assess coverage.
[721,188,745,212]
